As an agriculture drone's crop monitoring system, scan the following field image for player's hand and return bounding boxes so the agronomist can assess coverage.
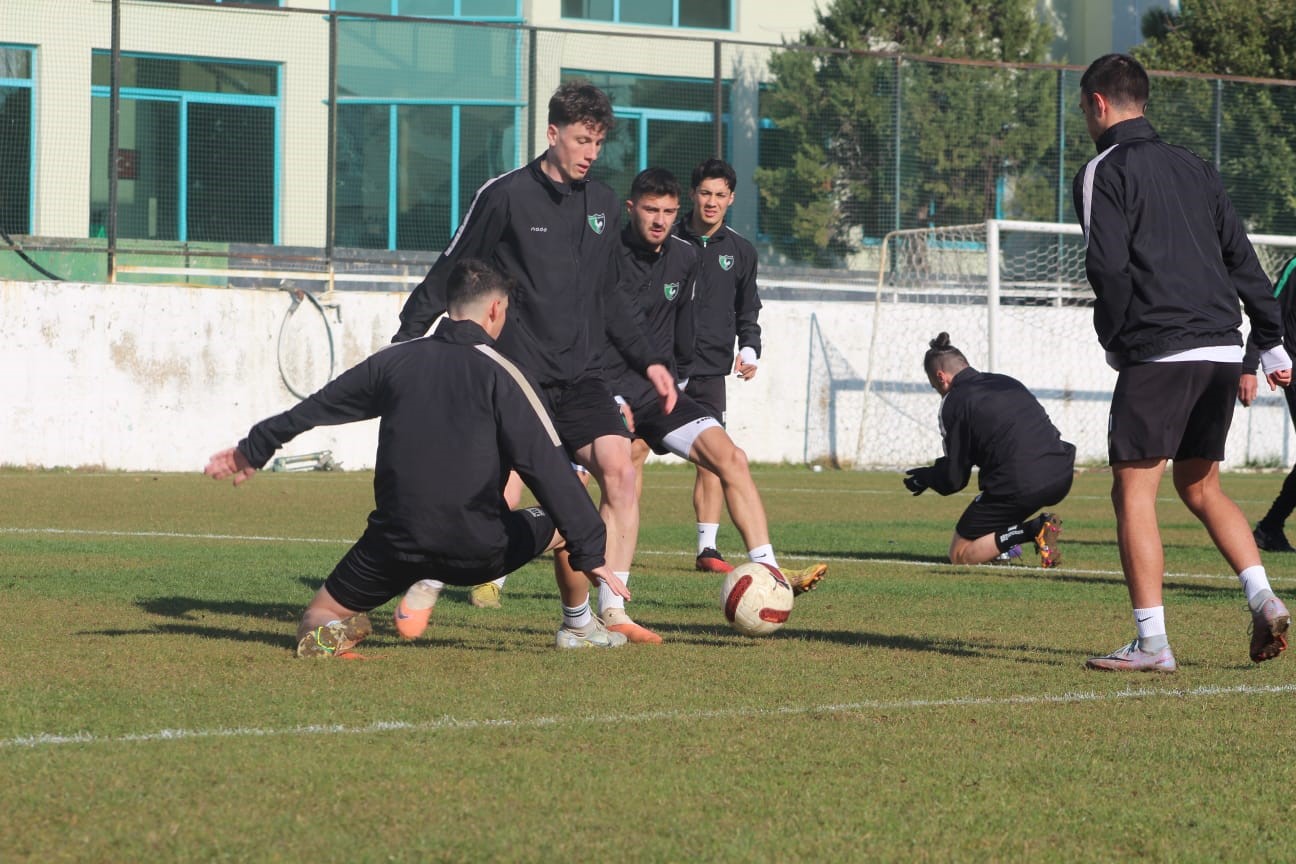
[1267,368,1292,390]
[1238,373,1258,406]
[734,348,759,381]
[205,447,257,486]
[903,467,932,496]
[646,363,677,414]
[589,566,631,600]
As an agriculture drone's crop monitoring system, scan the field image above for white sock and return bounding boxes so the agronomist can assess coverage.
[747,544,779,570]
[403,579,442,610]
[1133,606,1167,651]
[697,522,720,553]
[562,600,592,630]
[600,571,629,615]
[1238,565,1274,611]
[490,575,506,589]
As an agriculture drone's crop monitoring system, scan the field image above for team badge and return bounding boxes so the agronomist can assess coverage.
[588,213,606,234]
[718,254,734,271]
[663,282,679,301]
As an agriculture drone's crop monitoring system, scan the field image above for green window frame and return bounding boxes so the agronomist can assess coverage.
[560,0,731,30]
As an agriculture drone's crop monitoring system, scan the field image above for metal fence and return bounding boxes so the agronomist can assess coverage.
[3,0,1295,286]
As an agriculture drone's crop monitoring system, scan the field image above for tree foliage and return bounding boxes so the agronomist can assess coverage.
[755,0,1055,265]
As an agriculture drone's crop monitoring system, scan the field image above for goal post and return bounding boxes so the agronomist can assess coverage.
[806,219,1296,470]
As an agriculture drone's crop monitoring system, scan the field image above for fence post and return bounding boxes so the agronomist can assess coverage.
[107,0,121,282]
[325,12,337,287]
[986,219,1000,373]
[893,55,902,232]
[712,40,723,158]
[1213,77,1223,169]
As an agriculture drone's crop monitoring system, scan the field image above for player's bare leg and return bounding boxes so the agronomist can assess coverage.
[692,463,732,572]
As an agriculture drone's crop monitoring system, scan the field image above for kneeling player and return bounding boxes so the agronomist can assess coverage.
[204,259,629,656]
[903,332,1076,567]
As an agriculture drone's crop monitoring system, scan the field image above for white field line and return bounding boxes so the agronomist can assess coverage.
[2,526,1294,585]
[5,682,1295,751]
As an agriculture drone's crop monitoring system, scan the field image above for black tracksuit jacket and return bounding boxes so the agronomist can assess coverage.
[392,156,661,386]
[1072,116,1282,365]
[927,368,1076,498]
[601,228,700,409]
[237,318,607,572]
[673,216,762,376]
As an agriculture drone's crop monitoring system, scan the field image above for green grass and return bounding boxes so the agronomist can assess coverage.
[3,465,1295,862]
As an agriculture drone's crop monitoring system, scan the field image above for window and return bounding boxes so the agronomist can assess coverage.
[90,53,279,244]
[561,0,731,30]
[564,70,729,201]
[332,0,520,18]
[0,46,34,235]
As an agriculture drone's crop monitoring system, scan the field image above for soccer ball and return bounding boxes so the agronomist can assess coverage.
[720,562,794,637]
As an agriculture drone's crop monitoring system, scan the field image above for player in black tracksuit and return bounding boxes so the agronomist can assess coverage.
[206,260,630,656]
[611,167,828,595]
[389,82,675,642]
[673,158,764,574]
[1243,257,1296,552]
[904,333,1075,568]
[1071,54,1291,671]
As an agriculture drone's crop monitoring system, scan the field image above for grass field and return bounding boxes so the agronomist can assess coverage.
[3,464,1295,862]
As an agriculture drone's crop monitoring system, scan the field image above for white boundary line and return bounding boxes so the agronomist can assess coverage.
[5,682,1295,751]
[3,525,1294,584]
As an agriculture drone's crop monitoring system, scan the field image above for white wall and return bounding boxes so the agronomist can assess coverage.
[4,278,1292,473]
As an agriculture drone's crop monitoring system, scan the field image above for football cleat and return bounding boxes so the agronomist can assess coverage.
[695,547,735,574]
[1085,639,1177,673]
[296,613,372,658]
[782,562,827,596]
[470,582,502,609]
[555,617,629,649]
[393,580,440,640]
[601,607,663,644]
[1034,513,1063,568]
[1250,595,1291,663]
[1253,523,1296,553]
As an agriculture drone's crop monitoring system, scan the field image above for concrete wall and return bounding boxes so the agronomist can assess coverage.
[5,277,1293,473]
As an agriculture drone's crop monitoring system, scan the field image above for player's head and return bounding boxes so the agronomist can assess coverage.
[923,331,969,394]
[545,80,615,184]
[690,158,737,234]
[1079,54,1148,143]
[446,258,513,338]
[626,167,681,252]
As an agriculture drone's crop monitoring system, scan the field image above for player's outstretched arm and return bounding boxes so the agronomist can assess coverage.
[205,447,257,486]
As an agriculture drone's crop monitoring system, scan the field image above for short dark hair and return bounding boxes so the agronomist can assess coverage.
[446,258,513,315]
[923,332,969,377]
[1080,53,1149,111]
[548,79,615,132]
[691,158,737,193]
[629,167,681,202]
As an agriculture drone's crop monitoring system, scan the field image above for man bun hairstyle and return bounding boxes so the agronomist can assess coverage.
[548,79,615,133]
[446,258,514,315]
[1080,53,1149,111]
[691,158,737,193]
[629,166,680,202]
[923,331,969,376]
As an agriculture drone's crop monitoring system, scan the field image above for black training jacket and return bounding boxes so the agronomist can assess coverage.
[601,227,700,408]
[238,318,607,572]
[392,156,659,387]
[927,368,1076,499]
[674,216,762,376]
[1072,116,1281,365]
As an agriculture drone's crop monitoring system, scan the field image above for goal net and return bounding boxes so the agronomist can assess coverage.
[804,220,1296,470]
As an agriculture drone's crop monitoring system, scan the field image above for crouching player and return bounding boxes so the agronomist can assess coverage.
[904,332,1076,568]
[204,259,630,656]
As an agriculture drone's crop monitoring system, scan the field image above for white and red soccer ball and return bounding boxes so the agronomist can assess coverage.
[720,562,794,637]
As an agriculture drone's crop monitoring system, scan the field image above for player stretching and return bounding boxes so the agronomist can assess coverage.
[671,158,764,574]
[392,81,674,643]
[1074,53,1292,671]
[611,167,826,599]
[904,333,1074,568]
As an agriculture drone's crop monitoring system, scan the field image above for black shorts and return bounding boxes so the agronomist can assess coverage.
[1108,361,1239,463]
[322,507,556,613]
[542,376,631,457]
[631,391,719,456]
[955,473,1073,540]
[684,375,727,425]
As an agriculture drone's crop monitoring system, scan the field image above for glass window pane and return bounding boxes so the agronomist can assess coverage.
[458,105,516,227]
[569,70,722,115]
[620,0,672,26]
[91,96,180,241]
[561,0,613,20]
[335,1,394,13]
[338,19,519,101]
[400,0,454,15]
[92,54,277,97]
[187,103,274,243]
[396,105,452,251]
[0,47,33,79]
[335,104,391,249]
[457,0,519,16]
[0,86,31,234]
[680,0,729,29]
[595,115,640,202]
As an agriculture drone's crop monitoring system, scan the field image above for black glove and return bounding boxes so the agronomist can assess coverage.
[903,467,932,496]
